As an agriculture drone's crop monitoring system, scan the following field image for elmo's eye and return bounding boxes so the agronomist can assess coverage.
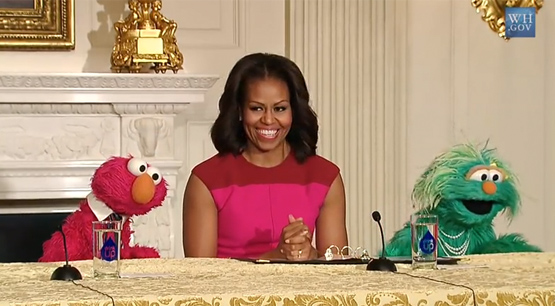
[468,169,489,182]
[489,169,504,182]
[147,166,162,185]
[127,158,148,176]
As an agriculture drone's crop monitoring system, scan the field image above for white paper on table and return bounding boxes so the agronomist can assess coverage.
[119,273,172,278]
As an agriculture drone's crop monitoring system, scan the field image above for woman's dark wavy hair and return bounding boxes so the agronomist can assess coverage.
[210,53,319,163]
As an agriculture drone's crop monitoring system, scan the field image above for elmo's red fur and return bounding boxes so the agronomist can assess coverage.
[39,156,168,262]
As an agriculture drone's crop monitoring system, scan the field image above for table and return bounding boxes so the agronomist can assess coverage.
[2,253,555,306]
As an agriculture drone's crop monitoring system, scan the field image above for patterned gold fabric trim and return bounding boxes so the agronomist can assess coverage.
[55,292,555,306]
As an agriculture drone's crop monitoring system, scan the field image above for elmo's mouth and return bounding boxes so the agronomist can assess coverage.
[461,200,494,215]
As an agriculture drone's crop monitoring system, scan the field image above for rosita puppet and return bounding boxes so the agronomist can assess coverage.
[384,143,541,257]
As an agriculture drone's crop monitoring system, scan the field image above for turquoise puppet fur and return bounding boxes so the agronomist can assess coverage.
[384,143,542,257]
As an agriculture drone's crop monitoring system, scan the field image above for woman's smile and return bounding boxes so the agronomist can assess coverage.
[256,128,279,140]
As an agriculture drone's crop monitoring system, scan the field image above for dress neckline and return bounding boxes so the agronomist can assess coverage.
[238,150,294,170]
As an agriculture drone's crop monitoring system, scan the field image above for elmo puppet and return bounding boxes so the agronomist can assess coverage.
[39,156,168,262]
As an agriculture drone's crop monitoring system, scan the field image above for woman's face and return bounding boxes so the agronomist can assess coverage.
[242,77,293,154]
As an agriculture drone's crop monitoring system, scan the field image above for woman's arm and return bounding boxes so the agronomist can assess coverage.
[182,173,218,257]
[315,173,348,256]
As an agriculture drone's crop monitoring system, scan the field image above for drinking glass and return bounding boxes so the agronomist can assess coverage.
[92,221,122,278]
[410,213,438,269]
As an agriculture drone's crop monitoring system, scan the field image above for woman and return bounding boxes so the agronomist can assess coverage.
[182,53,348,261]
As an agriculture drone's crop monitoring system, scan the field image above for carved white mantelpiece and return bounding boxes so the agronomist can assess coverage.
[0,72,219,258]
[0,73,216,104]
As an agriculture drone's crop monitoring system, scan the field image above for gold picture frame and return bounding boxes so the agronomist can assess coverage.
[471,0,543,41]
[0,0,75,50]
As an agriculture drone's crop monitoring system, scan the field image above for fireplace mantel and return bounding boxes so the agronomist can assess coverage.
[0,72,217,104]
[0,72,219,258]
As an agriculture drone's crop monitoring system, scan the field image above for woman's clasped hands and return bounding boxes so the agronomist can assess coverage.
[277,215,317,261]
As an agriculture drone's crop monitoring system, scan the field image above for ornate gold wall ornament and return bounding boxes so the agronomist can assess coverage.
[471,0,543,41]
[0,0,75,50]
[111,0,184,74]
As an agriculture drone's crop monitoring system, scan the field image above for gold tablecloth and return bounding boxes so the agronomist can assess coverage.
[2,253,555,306]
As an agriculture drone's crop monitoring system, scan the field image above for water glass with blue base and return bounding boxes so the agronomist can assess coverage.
[410,213,438,269]
[92,220,122,278]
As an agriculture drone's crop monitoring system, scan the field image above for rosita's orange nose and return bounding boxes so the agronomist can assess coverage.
[132,173,155,205]
[482,181,497,195]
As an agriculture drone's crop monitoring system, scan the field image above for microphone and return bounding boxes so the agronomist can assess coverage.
[50,225,83,281]
[366,210,397,272]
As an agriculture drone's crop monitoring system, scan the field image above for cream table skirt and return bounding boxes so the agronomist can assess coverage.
[1,252,554,306]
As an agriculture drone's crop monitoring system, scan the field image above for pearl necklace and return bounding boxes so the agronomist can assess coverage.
[438,228,470,256]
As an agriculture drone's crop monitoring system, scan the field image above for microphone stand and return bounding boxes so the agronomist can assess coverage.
[367,211,397,272]
[50,226,83,281]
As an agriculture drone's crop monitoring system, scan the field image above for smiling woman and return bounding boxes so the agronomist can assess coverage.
[383,142,542,257]
[182,53,349,261]
[0,0,34,9]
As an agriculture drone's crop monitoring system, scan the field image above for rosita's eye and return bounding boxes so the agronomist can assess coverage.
[467,168,505,183]
[488,169,504,182]
[468,169,489,182]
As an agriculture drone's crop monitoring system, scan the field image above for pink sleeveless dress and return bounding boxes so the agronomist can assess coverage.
[192,151,339,259]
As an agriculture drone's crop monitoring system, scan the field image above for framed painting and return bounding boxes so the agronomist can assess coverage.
[0,0,75,50]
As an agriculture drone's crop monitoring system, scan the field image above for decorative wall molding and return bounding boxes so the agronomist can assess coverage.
[0,104,191,115]
[0,160,181,197]
[0,73,218,89]
[0,73,219,104]
[0,160,182,178]
[113,104,190,115]
[288,0,409,254]
[0,104,115,114]
[178,0,245,49]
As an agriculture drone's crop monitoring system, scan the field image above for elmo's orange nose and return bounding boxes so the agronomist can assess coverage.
[132,173,155,204]
[482,181,497,195]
